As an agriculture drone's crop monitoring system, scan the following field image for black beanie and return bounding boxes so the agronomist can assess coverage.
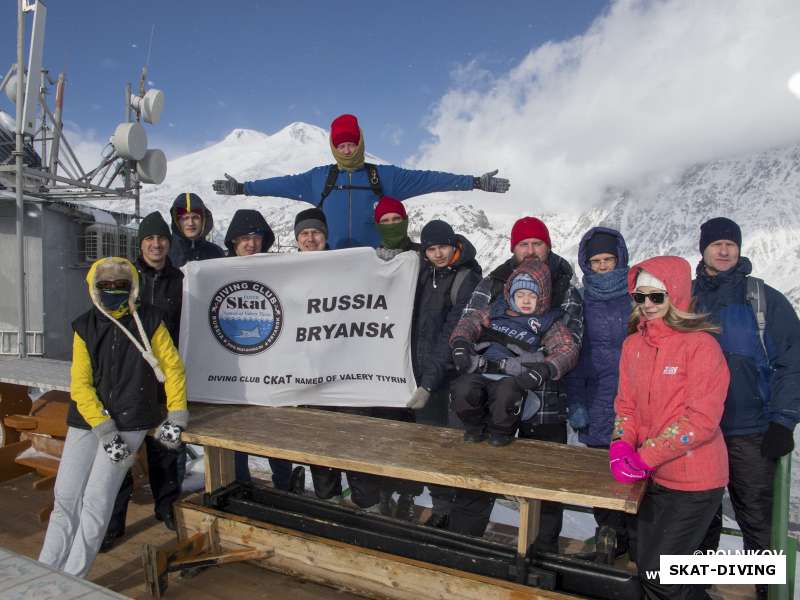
[294,207,328,239]
[699,217,741,255]
[137,211,171,246]
[585,232,618,259]
[420,219,456,250]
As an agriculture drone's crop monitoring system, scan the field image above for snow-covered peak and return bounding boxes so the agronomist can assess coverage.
[273,121,329,145]
[222,128,270,144]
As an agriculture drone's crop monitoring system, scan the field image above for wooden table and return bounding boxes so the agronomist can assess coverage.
[183,402,645,559]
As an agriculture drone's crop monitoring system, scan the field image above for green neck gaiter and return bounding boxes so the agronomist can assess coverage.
[378,220,410,249]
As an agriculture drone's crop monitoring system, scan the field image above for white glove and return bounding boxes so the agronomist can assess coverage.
[155,409,189,450]
[407,387,431,409]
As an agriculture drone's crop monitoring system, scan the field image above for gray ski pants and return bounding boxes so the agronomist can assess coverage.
[39,426,147,577]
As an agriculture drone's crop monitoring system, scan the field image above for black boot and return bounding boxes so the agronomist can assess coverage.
[395,494,416,522]
[289,466,306,495]
[488,433,513,447]
[98,528,124,553]
[463,428,488,443]
[594,525,617,564]
[378,489,395,517]
[424,512,449,529]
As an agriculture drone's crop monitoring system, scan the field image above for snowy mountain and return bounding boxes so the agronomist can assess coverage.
[94,121,800,529]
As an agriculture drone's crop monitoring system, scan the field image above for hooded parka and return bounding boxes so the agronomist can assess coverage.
[169,193,225,266]
[67,257,187,432]
[614,256,729,492]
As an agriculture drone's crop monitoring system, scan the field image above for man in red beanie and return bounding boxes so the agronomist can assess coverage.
[445,216,583,552]
[212,113,510,249]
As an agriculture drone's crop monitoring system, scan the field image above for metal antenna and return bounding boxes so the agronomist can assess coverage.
[145,24,155,70]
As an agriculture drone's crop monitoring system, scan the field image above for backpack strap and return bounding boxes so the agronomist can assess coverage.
[450,268,470,307]
[319,164,340,208]
[320,163,384,209]
[364,163,384,197]
[746,276,768,358]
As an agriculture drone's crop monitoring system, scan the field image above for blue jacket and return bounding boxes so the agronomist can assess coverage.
[244,164,474,249]
[693,258,800,436]
[564,227,631,447]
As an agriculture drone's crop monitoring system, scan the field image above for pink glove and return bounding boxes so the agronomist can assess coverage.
[609,440,651,484]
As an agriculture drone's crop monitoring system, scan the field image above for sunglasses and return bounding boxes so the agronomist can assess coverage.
[631,292,667,305]
[96,279,131,291]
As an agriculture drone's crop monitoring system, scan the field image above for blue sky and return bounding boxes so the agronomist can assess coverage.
[1,0,608,163]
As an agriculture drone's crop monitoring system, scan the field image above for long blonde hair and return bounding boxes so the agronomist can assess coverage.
[628,300,720,335]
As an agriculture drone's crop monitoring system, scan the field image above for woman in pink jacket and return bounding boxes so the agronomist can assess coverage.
[611,256,729,600]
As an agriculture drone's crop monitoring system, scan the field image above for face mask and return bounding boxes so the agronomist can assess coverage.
[377,221,409,249]
[100,289,129,311]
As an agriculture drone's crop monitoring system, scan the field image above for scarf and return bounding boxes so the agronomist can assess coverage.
[583,267,629,301]
[100,289,130,311]
[377,220,409,249]
[330,131,366,171]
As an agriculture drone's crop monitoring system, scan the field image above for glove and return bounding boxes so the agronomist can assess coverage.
[500,346,545,377]
[761,422,795,459]
[568,403,590,431]
[452,340,480,374]
[609,440,651,483]
[93,420,132,466]
[514,362,553,391]
[407,387,431,409]
[473,169,510,193]
[155,409,189,450]
[212,173,244,195]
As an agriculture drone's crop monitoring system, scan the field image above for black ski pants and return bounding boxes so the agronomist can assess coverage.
[448,421,567,551]
[233,452,293,490]
[107,437,185,536]
[635,483,724,600]
[452,373,525,436]
[700,432,776,553]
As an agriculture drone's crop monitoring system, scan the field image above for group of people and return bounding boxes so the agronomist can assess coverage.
[37,113,798,600]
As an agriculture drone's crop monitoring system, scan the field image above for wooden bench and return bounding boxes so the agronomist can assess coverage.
[177,402,644,599]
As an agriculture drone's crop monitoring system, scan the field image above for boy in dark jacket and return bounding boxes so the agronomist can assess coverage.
[451,259,574,447]
[169,192,225,266]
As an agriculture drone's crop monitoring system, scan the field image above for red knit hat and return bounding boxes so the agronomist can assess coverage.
[374,196,407,223]
[510,217,551,251]
[330,114,361,147]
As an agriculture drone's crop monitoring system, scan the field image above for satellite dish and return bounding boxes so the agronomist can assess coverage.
[137,148,167,184]
[131,89,165,125]
[111,122,147,160]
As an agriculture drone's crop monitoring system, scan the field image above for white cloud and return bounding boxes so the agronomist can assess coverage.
[410,0,800,212]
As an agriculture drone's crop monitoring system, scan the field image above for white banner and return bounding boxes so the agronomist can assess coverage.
[179,248,419,407]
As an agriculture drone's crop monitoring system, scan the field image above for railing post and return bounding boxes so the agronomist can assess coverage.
[768,453,793,600]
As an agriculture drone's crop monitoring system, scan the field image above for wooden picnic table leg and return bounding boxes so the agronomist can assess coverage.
[203,446,235,493]
[517,498,542,557]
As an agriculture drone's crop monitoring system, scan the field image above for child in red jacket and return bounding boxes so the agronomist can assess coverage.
[611,256,729,600]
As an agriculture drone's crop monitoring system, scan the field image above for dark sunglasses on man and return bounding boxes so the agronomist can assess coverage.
[631,291,667,305]
[96,279,131,291]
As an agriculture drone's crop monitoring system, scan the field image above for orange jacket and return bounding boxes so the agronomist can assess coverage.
[613,256,729,492]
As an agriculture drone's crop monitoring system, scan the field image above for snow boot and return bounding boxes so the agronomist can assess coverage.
[395,494,416,522]
[289,466,306,495]
[463,428,488,443]
[489,433,513,447]
[424,512,449,529]
[378,490,396,517]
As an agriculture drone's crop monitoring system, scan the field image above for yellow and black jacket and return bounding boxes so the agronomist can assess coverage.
[67,258,186,431]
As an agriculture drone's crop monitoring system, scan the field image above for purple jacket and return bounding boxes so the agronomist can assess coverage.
[565,227,631,446]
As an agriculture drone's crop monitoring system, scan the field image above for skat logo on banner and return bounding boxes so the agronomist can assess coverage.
[208,280,283,355]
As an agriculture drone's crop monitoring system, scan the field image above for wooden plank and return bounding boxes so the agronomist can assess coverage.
[20,432,64,457]
[184,403,644,513]
[176,497,579,600]
[32,474,55,490]
[0,382,31,446]
[15,454,60,477]
[203,446,235,492]
[517,499,542,557]
[0,439,33,482]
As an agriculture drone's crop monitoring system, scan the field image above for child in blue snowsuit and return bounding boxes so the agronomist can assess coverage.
[451,259,571,446]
